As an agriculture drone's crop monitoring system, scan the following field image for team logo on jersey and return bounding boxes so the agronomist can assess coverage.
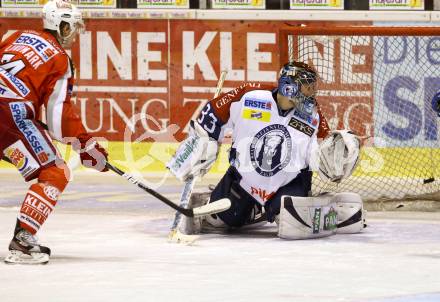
[288,117,315,137]
[250,124,292,177]
[244,99,272,111]
[242,109,271,122]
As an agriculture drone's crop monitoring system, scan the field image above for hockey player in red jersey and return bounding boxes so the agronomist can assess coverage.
[168,61,363,240]
[0,0,108,264]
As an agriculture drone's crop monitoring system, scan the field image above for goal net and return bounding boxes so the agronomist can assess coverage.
[279,26,440,204]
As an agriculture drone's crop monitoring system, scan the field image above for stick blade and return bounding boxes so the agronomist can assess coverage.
[192,198,231,217]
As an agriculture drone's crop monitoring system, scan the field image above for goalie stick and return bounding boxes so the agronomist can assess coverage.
[105,163,230,217]
[169,70,228,240]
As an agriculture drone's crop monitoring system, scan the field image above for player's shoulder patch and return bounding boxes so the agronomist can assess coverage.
[214,83,273,110]
[292,109,319,127]
[241,91,274,122]
[289,109,319,137]
[12,31,62,64]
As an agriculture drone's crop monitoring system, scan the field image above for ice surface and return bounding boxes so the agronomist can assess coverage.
[0,171,439,302]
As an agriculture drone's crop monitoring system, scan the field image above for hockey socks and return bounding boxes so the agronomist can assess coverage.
[18,183,59,234]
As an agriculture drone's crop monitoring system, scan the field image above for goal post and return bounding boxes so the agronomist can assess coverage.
[279,25,440,203]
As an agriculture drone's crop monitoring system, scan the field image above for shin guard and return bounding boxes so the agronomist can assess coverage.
[18,165,69,234]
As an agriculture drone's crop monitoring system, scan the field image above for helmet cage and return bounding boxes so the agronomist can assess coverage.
[278,62,318,115]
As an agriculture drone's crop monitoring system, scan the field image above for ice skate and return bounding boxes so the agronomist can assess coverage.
[169,191,212,244]
[4,228,51,265]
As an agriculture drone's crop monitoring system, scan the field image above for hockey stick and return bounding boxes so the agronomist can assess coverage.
[1,119,229,217]
[105,163,230,217]
[169,70,228,237]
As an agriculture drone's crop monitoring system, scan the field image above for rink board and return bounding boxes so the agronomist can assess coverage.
[1,142,439,178]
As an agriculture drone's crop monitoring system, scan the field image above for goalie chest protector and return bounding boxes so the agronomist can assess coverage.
[226,89,320,205]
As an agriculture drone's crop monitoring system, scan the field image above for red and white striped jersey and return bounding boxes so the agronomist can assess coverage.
[0,29,87,142]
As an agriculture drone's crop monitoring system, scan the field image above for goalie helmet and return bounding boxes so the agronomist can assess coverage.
[278,61,318,115]
[318,130,360,183]
[42,0,84,48]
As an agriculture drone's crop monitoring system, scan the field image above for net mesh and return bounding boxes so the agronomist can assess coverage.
[281,27,440,202]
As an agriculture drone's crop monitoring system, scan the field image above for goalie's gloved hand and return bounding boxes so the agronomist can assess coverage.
[75,134,109,172]
[167,121,219,182]
[318,130,360,183]
[431,90,440,117]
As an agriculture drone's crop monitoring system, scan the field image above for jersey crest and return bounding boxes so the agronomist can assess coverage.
[250,124,292,177]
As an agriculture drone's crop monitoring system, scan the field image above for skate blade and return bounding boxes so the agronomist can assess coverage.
[4,250,49,265]
[168,229,199,245]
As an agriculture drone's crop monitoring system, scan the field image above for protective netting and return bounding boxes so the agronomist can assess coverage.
[281,27,440,202]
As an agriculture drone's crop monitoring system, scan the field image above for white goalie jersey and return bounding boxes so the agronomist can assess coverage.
[196,82,330,205]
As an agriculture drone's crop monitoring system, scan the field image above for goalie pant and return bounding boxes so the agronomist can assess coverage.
[0,99,69,235]
[208,166,312,227]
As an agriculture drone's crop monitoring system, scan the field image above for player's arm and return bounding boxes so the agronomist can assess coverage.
[318,130,360,183]
[316,102,330,139]
[314,103,360,182]
[166,90,233,182]
[167,83,255,181]
[43,58,108,172]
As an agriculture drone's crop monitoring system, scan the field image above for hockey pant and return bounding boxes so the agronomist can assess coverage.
[0,100,70,234]
[209,166,312,227]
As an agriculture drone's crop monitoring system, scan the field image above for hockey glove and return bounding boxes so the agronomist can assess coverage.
[167,121,219,181]
[76,134,109,172]
[318,130,360,183]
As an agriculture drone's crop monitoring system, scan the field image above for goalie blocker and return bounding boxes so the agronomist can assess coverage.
[278,192,366,240]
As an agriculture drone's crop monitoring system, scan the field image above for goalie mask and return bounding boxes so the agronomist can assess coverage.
[278,61,318,115]
[42,0,85,48]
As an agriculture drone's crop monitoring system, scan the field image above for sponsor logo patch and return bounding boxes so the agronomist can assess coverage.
[171,136,199,170]
[244,99,272,111]
[312,207,322,234]
[44,186,60,201]
[288,117,315,137]
[242,109,271,122]
[9,102,55,165]
[0,83,22,99]
[3,140,39,178]
[324,207,337,231]
[13,33,59,63]
[0,68,30,97]
[293,109,318,127]
[250,187,275,203]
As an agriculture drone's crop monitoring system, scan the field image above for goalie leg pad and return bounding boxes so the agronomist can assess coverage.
[176,191,211,235]
[278,194,338,240]
[333,192,366,234]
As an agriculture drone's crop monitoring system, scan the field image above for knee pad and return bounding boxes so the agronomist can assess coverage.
[38,163,70,192]
[333,192,366,234]
[205,213,227,228]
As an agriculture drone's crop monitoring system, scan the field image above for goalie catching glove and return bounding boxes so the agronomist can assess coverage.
[167,121,219,182]
[318,130,360,183]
